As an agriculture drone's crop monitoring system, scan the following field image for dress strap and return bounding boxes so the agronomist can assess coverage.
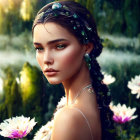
[69,107,93,140]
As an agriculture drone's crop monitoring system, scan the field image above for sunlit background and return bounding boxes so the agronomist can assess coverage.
[0,0,140,139]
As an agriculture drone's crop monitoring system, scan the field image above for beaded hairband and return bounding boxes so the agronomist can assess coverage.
[37,2,92,44]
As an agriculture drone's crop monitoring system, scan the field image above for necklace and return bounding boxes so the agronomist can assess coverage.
[70,84,94,105]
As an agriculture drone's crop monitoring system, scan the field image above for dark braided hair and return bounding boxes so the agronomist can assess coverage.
[32,1,115,139]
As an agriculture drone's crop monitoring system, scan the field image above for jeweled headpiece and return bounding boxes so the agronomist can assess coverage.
[35,2,93,44]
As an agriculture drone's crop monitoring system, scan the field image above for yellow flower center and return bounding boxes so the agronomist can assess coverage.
[18,130,24,135]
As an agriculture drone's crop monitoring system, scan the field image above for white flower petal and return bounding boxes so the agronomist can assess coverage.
[102,72,116,85]
[33,120,54,140]
[128,75,140,99]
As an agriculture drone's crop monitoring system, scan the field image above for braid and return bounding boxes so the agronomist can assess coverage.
[85,7,116,138]
[89,49,115,139]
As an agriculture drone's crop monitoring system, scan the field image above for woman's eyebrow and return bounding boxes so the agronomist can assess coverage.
[47,39,68,45]
[33,42,41,46]
[33,39,68,46]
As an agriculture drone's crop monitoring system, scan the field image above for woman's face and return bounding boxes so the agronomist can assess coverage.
[33,22,86,84]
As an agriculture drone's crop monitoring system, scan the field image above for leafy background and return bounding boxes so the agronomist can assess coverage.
[0,0,140,139]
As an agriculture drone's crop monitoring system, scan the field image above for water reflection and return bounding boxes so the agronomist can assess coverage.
[0,50,38,71]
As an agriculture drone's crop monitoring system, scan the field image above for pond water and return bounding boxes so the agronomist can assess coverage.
[98,49,140,65]
[0,50,38,74]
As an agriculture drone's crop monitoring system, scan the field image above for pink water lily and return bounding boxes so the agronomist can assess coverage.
[113,115,131,124]
[0,116,37,139]
[8,128,28,139]
[109,102,138,124]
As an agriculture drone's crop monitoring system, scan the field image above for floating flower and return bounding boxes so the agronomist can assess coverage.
[128,75,140,98]
[102,72,116,85]
[33,120,54,140]
[53,96,67,118]
[109,102,138,124]
[0,116,37,139]
[56,96,67,109]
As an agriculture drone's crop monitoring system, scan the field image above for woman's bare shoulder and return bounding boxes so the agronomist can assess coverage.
[51,107,91,140]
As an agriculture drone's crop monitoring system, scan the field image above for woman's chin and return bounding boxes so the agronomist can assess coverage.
[47,79,62,85]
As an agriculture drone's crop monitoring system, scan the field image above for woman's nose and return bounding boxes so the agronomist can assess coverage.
[43,50,54,65]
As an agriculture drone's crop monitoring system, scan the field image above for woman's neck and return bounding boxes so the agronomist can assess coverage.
[62,65,91,106]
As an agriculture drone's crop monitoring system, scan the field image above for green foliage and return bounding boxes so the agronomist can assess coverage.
[0,0,37,34]
[86,0,94,14]
[11,80,22,115]
[3,67,15,117]
[0,67,21,119]
[20,0,34,21]
[113,123,140,140]
[92,0,140,37]
[123,0,140,37]
[0,103,7,122]
[44,82,65,122]
[0,0,139,37]
[0,4,5,34]
[19,62,43,123]
[99,1,123,34]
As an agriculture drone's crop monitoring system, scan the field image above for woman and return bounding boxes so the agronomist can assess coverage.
[32,1,115,140]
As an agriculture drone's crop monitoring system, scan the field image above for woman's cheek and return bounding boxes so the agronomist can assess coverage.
[56,50,82,69]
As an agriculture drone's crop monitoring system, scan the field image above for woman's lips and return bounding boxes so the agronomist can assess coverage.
[44,71,58,76]
[43,68,59,76]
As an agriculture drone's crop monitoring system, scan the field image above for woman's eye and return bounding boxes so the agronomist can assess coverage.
[35,47,43,52]
[56,44,66,50]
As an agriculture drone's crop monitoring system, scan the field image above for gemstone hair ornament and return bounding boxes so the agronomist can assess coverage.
[36,2,93,45]
[52,3,62,9]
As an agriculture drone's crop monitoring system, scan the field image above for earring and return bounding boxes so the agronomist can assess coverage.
[84,53,91,70]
